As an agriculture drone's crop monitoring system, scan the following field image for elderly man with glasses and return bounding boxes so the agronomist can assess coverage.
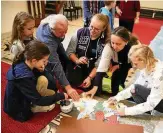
[36,14,80,101]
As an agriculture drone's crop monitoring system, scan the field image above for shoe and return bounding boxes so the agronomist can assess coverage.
[31,104,55,113]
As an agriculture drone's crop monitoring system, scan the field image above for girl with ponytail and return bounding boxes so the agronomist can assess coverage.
[4,40,68,122]
[86,26,139,97]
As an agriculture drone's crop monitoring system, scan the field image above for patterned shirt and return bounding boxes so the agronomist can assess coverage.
[115,60,163,115]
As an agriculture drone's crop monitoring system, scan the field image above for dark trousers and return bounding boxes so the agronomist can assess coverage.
[111,66,130,96]
[95,72,107,95]
[132,84,163,113]
[66,60,95,91]
[57,43,70,72]
[119,19,135,32]
[44,71,57,92]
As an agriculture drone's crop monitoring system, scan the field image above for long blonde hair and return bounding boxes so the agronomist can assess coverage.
[128,45,158,72]
[11,12,34,44]
[91,13,111,43]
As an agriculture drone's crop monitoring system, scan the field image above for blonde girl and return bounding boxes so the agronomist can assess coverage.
[108,45,163,116]
[66,13,111,89]
[10,12,35,55]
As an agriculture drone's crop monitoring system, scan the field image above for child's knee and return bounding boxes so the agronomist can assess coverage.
[45,89,55,96]
[132,84,147,96]
[36,76,48,94]
[130,84,142,95]
[37,76,56,96]
[37,76,48,85]
[37,76,48,89]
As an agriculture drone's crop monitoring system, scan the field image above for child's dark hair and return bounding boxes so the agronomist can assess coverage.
[13,40,50,65]
[112,26,139,46]
[11,12,34,44]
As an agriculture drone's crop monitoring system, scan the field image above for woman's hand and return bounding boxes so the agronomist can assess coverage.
[110,65,119,73]
[108,97,117,105]
[108,97,125,116]
[85,86,98,98]
[116,106,125,116]
[76,56,88,64]
[134,17,139,24]
[82,77,91,88]
[116,8,122,16]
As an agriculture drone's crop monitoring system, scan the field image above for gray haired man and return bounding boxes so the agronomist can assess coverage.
[36,14,80,101]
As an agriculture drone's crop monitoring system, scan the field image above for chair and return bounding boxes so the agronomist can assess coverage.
[70,0,82,18]
[45,1,64,14]
[63,1,76,21]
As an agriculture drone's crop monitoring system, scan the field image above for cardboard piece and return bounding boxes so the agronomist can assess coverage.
[56,117,143,133]
[106,115,119,124]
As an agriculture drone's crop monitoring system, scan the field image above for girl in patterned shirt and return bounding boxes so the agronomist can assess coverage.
[108,45,163,115]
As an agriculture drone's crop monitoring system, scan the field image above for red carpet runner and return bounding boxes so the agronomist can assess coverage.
[1,62,61,133]
[133,18,163,45]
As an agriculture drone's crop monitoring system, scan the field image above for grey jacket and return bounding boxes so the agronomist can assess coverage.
[36,23,69,87]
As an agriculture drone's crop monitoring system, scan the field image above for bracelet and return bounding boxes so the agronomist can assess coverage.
[88,75,93,80]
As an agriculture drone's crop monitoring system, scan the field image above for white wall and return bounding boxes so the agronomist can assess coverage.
[1,1,28,33]
[140,0,163,9]
[2,0,162,34]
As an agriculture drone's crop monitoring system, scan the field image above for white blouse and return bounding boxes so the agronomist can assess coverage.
[115,60,163,115]
[97,44,118,72]
[10,40,25,56]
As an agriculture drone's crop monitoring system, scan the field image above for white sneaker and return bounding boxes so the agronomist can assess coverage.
[31,104,55,113]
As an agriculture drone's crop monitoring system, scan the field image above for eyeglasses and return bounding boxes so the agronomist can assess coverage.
[89,25,102,32]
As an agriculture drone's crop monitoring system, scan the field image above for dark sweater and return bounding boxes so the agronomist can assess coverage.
[116,0,140,20]
[4,62,65,122]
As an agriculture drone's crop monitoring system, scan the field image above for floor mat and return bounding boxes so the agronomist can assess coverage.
[133,17,163,45]
[1,62,61,133]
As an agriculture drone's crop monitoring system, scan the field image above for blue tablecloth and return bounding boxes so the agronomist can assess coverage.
[149,26,163,61]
